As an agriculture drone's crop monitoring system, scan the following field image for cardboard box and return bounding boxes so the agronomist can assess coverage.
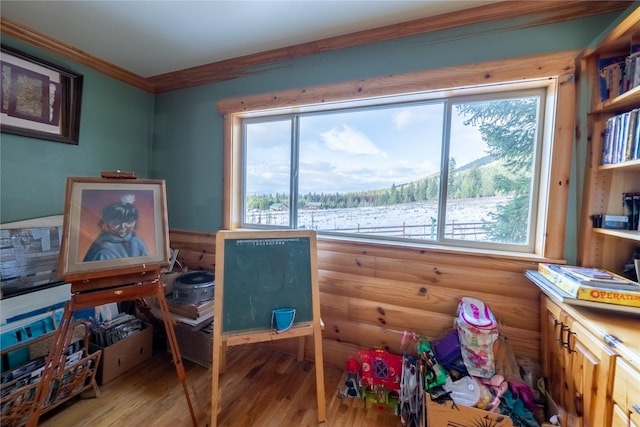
[90,323,153,385]
[426,396,515,427]
[169,321,212,367]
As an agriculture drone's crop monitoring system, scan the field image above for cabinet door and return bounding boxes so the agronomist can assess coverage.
[542,297,581,426]
[570,320,617,427]
[568,335,598,425]
[630,367,640,427]
[542,298,566,406]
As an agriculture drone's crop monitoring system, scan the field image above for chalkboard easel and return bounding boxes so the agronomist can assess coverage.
[211,230,326,426]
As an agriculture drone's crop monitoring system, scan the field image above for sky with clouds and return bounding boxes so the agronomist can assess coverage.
[245,102,487,195]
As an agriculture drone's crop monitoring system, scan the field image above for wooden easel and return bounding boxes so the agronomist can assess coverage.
[210,230,326,427]
[26,270,198,427]
[26,173,197,426]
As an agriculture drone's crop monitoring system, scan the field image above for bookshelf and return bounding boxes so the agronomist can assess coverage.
[579,3,640,274]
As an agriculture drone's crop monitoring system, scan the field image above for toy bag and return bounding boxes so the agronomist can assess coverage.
[455,297,499,378]
[431,330,468,375]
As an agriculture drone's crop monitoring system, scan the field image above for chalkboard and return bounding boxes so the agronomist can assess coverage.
[216,230,316,334]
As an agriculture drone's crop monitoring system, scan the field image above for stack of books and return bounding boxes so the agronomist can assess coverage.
[164,296,214,320]
[537,263,640,308]
[92,313,143,347]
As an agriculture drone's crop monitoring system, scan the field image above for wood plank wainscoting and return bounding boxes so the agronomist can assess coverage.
[168,229,543,370]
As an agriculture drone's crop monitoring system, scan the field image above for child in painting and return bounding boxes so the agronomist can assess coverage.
[83,194,149,261]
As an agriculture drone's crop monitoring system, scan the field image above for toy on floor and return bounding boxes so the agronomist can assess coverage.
[358,348,402,391]
[342,356,363,398]
[398,355,424,427]
[416,338,447,390]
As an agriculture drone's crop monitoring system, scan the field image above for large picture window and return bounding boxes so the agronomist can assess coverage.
[241,81,551,252]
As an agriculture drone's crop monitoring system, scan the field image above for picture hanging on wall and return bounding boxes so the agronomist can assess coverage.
[58,177,170,281]
[1,44,83,145]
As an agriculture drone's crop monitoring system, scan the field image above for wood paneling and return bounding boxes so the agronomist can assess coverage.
[171,230,547,370]
[169,229,216,272]
[217,51,578,113]
[0,1,629,93]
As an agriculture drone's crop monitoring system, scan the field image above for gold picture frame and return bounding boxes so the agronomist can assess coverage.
[1,44,83,145]
[58,177,170,282]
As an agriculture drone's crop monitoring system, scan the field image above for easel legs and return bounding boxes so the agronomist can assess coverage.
[25,303,75,427]
[155,285,198,426]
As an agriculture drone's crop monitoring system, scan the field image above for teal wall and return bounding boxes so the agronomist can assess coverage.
[0,38,154,223]
[152,13,618,264]
[0,12,622,262]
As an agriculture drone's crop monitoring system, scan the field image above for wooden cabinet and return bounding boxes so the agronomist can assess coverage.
[541,296,617,427]
[579,4,640,273]
[540,294,640,427]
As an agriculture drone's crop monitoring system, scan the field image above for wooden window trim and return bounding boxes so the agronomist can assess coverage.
[219,50,577,260]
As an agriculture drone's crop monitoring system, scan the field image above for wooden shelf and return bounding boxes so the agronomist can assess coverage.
[583,7,640,57]
[599,158,640,171]
[578,3,640,274]
[594,227,640,242]
[593,85,640,114]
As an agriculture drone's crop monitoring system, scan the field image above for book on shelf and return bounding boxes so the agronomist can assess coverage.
[624,192,640,231]
[537,263,640,308]
[163,296,214,319]
[598,54,627,102]
[637,192,640,232]
[601,108,639,165]
[597,46,640,102]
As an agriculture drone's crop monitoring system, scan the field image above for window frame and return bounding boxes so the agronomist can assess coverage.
[240,86,550,253]
[218,51,577,259]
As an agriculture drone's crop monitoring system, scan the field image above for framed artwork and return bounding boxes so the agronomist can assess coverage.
[1,44,83,145]
[58,177,170,281]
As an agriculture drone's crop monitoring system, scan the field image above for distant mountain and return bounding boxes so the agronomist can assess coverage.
[455,155,495,172]
[398,155,496,186]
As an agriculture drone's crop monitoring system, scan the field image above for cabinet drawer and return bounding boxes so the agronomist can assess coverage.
[614,358,640,425]
[612,403,630,427]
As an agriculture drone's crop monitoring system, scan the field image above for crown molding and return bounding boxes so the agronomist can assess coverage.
[1,1,630,94]
[0,17,153,92]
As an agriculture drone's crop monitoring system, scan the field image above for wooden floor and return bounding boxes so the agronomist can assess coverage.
[38,344,403,427]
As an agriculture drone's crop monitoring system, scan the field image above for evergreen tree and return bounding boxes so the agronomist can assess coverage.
[456,97,537,243]
[460,166,482,198]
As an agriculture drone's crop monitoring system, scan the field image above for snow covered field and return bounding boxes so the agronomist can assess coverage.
[246,196,510,240]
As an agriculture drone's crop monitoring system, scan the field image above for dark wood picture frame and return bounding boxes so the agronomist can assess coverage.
[58,177,170,282]
[1,44,83,145]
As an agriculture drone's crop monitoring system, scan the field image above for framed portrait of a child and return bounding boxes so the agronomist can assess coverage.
[58,176,170,282]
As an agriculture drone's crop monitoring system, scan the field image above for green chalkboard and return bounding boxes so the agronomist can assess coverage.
[217,231,316,333]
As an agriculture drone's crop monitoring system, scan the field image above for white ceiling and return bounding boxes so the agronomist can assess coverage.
[0,0,501,78]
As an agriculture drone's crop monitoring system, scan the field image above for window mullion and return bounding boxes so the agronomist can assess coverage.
[437,101,452,241]
[290,115,300,229]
